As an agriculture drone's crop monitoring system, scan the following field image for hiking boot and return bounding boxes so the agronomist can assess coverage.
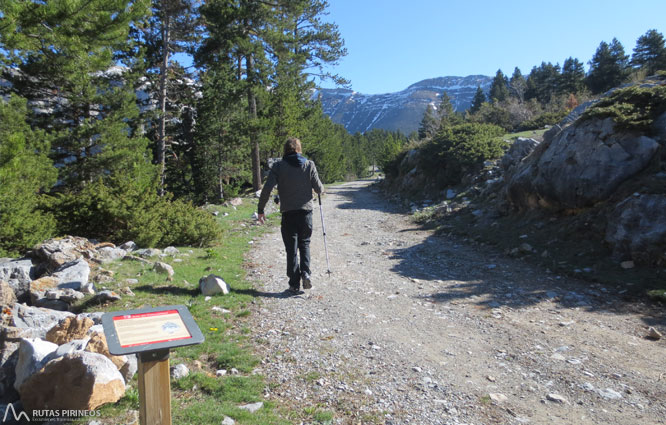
[286,287,304,296]
[301,272,312,289]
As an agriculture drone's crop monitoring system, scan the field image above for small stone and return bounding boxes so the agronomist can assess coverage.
[489,393,508,403]
[597,388,623,400]
[647,327,662,340]
[230,368,239,375]
[216,369,227,377]
[170,363,190,379]
[486,375,496,382]
[546,393,568,404]
[620,261,635,269]
[412,366,422,373]
[364,388,373,396]
[239,401,263,413]
[221,417,235,425]
[95,290,121,303]
[154,262,174,279]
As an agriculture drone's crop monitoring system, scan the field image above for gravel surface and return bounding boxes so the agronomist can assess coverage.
[247,180,666,425]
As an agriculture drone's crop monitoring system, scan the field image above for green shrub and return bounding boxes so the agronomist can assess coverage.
[581,85,666,132]
[0,96,57,257]
[518,110,569,131]
[422,123,506,187]
[49,173,221,248]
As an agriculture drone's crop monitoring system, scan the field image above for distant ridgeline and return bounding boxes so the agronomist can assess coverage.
[315,75,492,135]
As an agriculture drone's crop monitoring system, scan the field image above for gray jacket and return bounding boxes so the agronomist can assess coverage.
[258,156,324,214]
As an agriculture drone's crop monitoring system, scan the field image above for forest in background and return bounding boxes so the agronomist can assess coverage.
[403,28,666,191]
[0,0,405,256]
[1,0,665,257]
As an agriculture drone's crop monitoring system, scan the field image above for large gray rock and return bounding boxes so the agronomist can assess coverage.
[10,304,74,338]
[507,117,661,210]
[32,236,94,271]
[605,194,666,263]
[199,274,230,296]
[0,259,39,302]
[96,246,127,263]
[500,137,540,172]
[52,258,93,294]
[19,351,125,412]
[14,338,59,391]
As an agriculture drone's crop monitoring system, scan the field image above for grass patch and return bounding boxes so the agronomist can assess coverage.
[82,198,289,424]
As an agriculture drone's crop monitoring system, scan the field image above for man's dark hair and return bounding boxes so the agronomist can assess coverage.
[283,137,302,156]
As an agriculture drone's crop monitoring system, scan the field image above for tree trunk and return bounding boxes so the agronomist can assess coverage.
[158,8,170,196]
[246,54,261,191]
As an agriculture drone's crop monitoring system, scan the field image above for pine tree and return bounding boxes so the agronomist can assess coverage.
[489,69,509,103]
[587,38,630,94]
[139,0,200,195]
[509,67,527,101]
[469,86,486,114]
[0,0,152,190]
[560,57,586,94]
[418,105,439,139]
[438,92,460,126]
[0,96,57,256]
[632,29,666,75]
[525,62,561,104]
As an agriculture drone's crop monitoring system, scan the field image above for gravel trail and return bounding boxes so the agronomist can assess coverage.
[247,180,666,425]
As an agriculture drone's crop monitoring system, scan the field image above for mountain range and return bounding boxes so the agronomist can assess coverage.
[315,75,492,135]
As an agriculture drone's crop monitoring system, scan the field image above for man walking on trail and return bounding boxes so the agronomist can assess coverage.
[257,137,324,295]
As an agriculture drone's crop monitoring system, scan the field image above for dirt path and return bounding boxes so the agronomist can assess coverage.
[247,180,666,425]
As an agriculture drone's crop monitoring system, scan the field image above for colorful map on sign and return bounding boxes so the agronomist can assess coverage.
[113,310,192,348]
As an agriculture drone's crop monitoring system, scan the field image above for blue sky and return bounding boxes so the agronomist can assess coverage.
[318,0,666,94]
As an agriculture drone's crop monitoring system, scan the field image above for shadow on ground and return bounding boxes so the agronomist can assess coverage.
[334,180,666,329]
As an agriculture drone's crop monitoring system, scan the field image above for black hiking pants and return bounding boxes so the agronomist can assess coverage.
[281,210,313,289]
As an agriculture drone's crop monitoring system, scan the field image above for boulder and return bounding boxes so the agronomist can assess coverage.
[0,259,39,302]
[506,117,661,210]
[605,194,666,263]
[153,262,174,279]
[45,316,94,345]
[11,304,74,338]
[52,258,93,294]
[500,137,540,172]
[14,338,59,391]
[0,280,17,308]
[32,236,94,271]
[19,352,125,412]
[85,332,128,372]
[94,290,121,303]
[45,338,90,362]
[163,246,180,256]
[135,248,161,258]
[0,344,19,402]
[119,241,137,252]
[199,274,230,296]
[96,246,127,263]
[120,355,138,384]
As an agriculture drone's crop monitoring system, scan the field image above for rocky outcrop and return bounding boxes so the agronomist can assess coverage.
[19,351,125,412]
[45,316,94,345]
[605,194,666,263]
[506,117,660,210]
[0,259,41,302]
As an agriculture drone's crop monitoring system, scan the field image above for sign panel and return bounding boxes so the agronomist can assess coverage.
[102,305,204,356]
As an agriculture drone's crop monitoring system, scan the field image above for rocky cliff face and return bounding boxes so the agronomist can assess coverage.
[315,75,492,134]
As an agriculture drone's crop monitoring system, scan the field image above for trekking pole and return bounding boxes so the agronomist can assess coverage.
[318,194,332,276]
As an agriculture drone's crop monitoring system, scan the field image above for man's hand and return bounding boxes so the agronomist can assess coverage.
[258,213,266,224]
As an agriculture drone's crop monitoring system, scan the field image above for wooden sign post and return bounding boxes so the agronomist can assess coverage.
[102,305,205,425]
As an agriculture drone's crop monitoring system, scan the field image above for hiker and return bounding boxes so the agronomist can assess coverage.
[257,137,324,294]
